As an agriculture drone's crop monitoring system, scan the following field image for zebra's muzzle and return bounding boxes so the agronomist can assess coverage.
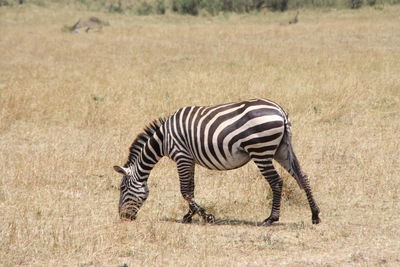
[120,212,136,221]
[119,205,137,221]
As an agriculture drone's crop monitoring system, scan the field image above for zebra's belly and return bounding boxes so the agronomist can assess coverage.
[222,149,251,170]
[195,148,251,171]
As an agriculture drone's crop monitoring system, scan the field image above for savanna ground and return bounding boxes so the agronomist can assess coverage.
[1,3,400,266]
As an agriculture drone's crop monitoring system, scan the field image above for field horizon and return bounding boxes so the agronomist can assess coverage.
[1,4,399,266]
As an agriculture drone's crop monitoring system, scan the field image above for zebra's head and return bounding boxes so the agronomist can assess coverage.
[113,165,149,220]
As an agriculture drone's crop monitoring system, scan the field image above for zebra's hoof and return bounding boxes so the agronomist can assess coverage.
[182,215,193,224]
[205,214,215,224]
[312,216,321,224]
[312,208,321,224]
[261,216,279,226]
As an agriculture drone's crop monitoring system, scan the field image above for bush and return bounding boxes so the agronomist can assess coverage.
[266,0,289,11]
[0,0,10,6]
[136,1,153,15]
[155,0,166,14]
[200,0,223,15]
[0,0,29,5]
[108,0,124,13]
[5,0,400,16]
[350,0,363,8]
[224,0,252,12]
[172,0,201,15]
[170,0,291,15]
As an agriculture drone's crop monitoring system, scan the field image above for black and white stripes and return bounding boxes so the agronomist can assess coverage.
[114,98,320,225]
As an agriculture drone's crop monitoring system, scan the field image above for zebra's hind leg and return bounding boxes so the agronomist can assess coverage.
[274,133,321,225]
[177,159,215,224]
[253,159,283,226]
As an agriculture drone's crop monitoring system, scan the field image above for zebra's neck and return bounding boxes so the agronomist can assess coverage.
[126,125,166,182]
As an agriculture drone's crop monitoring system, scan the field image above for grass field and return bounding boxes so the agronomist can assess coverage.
[1,4,399,266]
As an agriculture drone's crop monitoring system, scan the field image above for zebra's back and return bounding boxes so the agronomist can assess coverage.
[165,99,287,170]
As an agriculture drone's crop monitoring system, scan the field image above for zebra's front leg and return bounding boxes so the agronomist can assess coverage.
[194,201,215,223]
[255,160,283,226]
[182,200,215,224]
[182,201,196,223]
[177,159,215,224]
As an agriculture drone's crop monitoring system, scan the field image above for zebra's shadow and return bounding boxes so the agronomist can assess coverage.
[160,217,286,227]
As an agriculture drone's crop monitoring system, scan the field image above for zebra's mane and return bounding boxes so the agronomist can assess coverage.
[124,118,165,167]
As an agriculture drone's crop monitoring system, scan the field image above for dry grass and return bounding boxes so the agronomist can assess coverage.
[1,4,399,266]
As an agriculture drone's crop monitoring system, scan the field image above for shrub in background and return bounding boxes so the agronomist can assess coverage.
[200,0,223,15]
[0,0,27,4]
[224,0,253,12]
[108,0,124,13]
[172,0,200,15]
[170,0,289,15]
[289,0,342,9]
[5,0,400,15]
[0,0,10,5]
[350,0,363,8]
[265,0,289,10]
[155,0,166,14]
[136,1,153,14]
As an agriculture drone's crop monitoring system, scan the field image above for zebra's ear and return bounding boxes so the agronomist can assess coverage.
[113,165,129,176]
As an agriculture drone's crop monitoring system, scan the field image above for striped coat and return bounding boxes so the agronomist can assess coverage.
[114,99,320,225]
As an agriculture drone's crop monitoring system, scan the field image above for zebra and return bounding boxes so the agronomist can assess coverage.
[113,98,321,225]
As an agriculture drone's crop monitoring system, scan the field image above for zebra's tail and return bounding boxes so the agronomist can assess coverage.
[274,114,306,189]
